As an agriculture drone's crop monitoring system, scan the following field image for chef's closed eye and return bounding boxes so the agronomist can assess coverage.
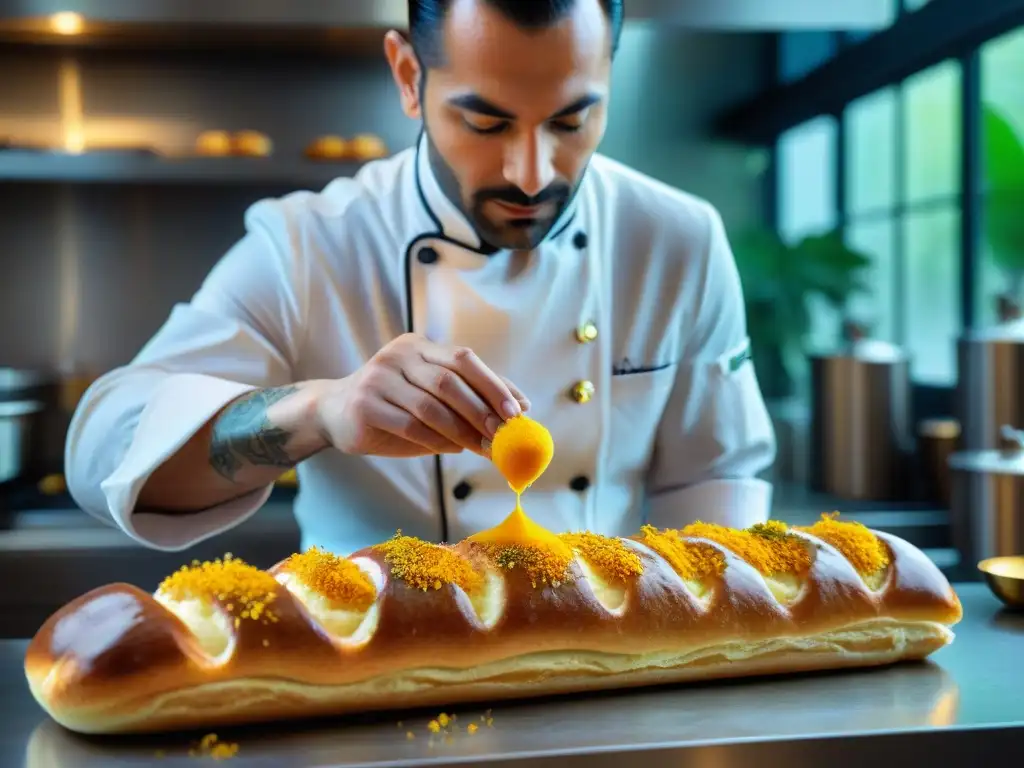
[462,115,509,135]
[449,93,599,137]
[549,108,591,134]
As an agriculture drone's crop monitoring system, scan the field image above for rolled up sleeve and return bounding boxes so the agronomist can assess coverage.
[65,212,307,551]
[645,203,777,530]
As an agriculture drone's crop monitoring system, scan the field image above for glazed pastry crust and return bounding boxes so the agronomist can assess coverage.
[25,528,961,735]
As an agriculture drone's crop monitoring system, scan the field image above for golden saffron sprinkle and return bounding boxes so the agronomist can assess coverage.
[560,532,644,583]
[748,520,791,540]
[477,540,574,588]
[374,532,484,594]
[798,512,890,576]
[682,521,812,576]
[282,546,377,609]
[158,554,277,624]
[637,525,725,582]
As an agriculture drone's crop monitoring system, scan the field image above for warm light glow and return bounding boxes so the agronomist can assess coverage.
[50,12,84,35]
[64,129,85,154]
[58,58,85,154]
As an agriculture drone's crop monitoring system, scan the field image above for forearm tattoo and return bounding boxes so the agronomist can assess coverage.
[209,386,299,481]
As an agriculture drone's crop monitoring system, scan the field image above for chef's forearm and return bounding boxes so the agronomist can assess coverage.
[136,381,329,513]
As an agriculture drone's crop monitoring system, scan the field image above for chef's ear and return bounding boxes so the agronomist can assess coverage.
[384,30,423,120]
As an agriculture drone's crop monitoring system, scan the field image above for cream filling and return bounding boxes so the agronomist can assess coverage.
[764,573,804,604]
[273,557,384,646]
[863,568,888,591]
[466,568,507,630]
[153,594,235,661]
[574,557,627,614]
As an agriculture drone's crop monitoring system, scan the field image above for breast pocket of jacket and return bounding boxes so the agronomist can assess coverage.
[606,364,678,486]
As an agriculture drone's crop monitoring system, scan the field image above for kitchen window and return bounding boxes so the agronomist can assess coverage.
[775,59,965,401]
[842,62,963,388]
[900,61,963,387]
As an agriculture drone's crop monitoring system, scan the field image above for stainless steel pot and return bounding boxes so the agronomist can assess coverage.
[0,366,91,483]
[918,418,961,508]
[809,339,913,500]
[948,425,1024,566]
[956,320,1024,451]
[0,400,44,484]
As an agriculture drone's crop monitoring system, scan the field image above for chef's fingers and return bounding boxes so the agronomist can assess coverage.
[421,344,522,423]
[370,437,448,458]
[387,378,488,456]
[367,397,464,455]
[499,376,530,412]
[401,357,502,443]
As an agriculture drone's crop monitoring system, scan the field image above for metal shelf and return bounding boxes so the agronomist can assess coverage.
[0,150,366,186]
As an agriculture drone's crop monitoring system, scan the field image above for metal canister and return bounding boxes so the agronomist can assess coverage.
[918,418,961,507]
[948,426,1024,565]
[956,320,1024,451]
[808,339,913,500]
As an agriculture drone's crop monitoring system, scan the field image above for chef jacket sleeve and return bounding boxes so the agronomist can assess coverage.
[65,204,307,551]
[644,202,777,530]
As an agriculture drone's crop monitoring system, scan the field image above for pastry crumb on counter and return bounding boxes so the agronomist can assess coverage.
[405,708,495,745]
[187,733,239,760]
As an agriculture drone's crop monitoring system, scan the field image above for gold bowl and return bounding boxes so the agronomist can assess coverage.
[978,556,1024,609]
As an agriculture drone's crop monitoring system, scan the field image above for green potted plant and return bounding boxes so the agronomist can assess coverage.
[983,104,1024,321]
[731,227,873,401]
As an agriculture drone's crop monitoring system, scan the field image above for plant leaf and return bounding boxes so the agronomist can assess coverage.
[982,104,1024,274]
[984,103,1024,193]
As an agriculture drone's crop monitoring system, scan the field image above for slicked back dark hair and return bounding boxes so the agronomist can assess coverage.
[408,0,624,66]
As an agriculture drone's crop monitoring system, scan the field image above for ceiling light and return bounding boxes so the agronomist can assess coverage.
[50,12,84,36]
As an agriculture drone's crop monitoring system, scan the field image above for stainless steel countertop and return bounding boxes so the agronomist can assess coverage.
[4,584,1022,768]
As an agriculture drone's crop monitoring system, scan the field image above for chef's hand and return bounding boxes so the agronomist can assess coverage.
[316,333,530,458]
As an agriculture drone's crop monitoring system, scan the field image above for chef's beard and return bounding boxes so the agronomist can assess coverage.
[425,131,580,252]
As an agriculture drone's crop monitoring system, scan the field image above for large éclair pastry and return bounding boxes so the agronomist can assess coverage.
[25,416,962,735]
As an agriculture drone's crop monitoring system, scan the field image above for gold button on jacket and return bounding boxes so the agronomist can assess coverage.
[575,321,598,343]
[571,380,595,404]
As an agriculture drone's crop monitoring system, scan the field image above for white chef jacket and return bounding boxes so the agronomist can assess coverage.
[65,133,777,555]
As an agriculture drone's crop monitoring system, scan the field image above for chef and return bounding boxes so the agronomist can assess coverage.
[65,0,777,555]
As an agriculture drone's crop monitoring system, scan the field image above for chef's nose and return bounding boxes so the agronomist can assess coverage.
[503,131,556,199]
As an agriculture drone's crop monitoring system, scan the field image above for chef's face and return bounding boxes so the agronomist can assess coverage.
[386,0,612,250]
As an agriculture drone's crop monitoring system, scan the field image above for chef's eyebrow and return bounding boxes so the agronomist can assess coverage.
[447,92,602,121]
[549,94,602,119]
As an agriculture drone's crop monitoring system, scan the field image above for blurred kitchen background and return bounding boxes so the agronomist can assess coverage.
[1,0,1023,636]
